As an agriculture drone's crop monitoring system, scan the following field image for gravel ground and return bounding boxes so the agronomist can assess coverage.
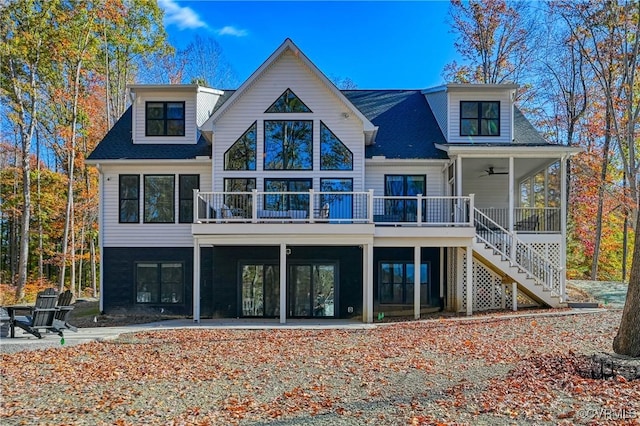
[2,309,638,425]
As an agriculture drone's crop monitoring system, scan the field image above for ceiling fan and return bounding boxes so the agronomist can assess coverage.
[480,166,509,177]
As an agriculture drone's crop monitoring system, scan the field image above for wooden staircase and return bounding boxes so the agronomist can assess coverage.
[473,209,565,308]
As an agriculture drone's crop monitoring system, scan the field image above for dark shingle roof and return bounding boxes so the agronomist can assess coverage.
[513,107,549,145]
[87,107,211,160]
[343,90,448,159]
[88,89,548,162]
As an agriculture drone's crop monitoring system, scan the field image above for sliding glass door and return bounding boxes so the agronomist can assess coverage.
[288,263,336,317]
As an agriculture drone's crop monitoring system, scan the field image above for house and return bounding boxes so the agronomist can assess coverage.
[86,39,580,323]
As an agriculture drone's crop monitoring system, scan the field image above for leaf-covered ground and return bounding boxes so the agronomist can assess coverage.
[1,310,638,425]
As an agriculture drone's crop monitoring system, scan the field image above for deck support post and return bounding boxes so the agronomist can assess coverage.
[280,243,287,324]
[414,245,421,319]
[193,239,201,323]
[466,246,473,316]
[363,243,374,323]
[512,282,518,311]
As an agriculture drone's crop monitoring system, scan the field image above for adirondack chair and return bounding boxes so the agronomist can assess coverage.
[53,290,78,335]
[13,288,58,339]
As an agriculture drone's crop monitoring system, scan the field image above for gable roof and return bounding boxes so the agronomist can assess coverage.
[86,107,211,161]
[202,38,377,139]
[343,90,448,159]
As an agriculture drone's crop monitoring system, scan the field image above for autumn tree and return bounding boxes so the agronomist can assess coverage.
[444,0,534,85]
[140,35,237,88]
[0,0,58,300]
[100,0,169,127]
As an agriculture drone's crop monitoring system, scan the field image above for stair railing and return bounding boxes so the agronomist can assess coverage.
[474,209,513,260]
[474,209,563,298]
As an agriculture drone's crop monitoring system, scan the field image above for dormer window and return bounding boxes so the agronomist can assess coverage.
[460,101,499,136]
[146,102,185,136]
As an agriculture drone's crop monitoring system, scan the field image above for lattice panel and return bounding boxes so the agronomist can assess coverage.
[529,242,561,267]
[460,253,506,312]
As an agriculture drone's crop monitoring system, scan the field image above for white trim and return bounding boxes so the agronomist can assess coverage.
[86,158,211,166]
[202,39,375,134]
[98,167,104,313]
[436,144,582,157]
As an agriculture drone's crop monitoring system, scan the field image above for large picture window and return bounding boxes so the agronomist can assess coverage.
[264,120,313,170]
[265,89,311,113]
[224,178,256,218]
[178,175,199,223]
[460,101,499,136]
[379,262,429,305]
[320,178,353,219]
[144,175,175,223]
[136,262,184,304]
[320,122,352,170]
[146,102,185,136]
[119,175,139,223]
[224,122,257,170]
[264,179,312,211]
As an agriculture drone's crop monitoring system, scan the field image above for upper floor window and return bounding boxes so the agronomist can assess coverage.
[119,175,139,223]
[144,175,175,223]
[264,120,313,170]
[178,175,199,223]
[264,179,312,211]
[265,89,311,113]
[460,101,499,136]
[146,102,185,136]
[385,175,426,222]
[320,122,353,170]
[225,122,256,170]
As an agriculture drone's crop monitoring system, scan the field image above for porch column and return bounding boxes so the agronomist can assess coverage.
[363,243,374,323]
[560,155,568,300]
[414,245,421,319]
[466,246,473,316]
[456,156,463,197]
[508,157,514,232]
[193,239,200,323]
[280,243,287,324]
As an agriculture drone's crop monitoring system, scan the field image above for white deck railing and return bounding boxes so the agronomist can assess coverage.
[474,209,564,298]
[194,190,473,226]
[478,207,561,233]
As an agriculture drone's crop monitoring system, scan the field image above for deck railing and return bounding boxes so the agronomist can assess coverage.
[194,190,473,226]
[474,209,563,298]
[478,207,561,233]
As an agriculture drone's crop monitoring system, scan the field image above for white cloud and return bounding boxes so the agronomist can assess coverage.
[215,26,249,37]
[158,0,208,30]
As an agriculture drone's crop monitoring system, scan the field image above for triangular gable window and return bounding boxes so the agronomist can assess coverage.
[265,89,311,113]
[224,122,257,170]
[320,122,353,170]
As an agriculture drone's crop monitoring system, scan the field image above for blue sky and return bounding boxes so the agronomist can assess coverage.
[158,0,457,89]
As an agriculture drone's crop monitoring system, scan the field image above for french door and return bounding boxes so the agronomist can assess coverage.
[240,264,279,317]
[288,263,336,318]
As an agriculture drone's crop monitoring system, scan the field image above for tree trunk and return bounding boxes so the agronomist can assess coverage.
[613,202,640,357]
[590,103,612,280]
